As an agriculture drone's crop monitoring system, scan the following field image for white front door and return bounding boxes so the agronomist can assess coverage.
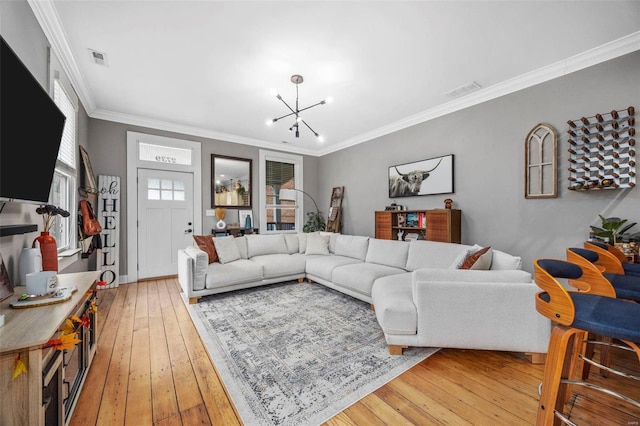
[137,168,194,279]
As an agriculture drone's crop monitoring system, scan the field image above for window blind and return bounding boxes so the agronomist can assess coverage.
[53,80,76,170]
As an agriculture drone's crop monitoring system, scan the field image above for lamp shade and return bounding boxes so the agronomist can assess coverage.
[278,189,297,202]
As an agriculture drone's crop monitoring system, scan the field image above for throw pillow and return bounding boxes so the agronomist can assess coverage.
[192,235,218,263]
[298,233,308,253]
[213,236,241,264]
[460,246,493,270]
[305,233,330,255]
[284,234,299,254]
[450,249,472,269]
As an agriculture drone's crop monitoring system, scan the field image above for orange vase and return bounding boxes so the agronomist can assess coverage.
[33,232,58,272]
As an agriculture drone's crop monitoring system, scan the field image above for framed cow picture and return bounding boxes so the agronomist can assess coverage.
[388,154,454,198]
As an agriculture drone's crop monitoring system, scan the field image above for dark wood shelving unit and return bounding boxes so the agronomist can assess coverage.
[375,209,461,243]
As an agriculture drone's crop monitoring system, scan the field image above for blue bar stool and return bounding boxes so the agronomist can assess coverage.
[533,258,640,425]
[567,247,640,379]
[567,247,640,302]
[585,241,640,277]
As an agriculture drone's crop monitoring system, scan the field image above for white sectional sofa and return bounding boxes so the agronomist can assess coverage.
[177,232,550,360]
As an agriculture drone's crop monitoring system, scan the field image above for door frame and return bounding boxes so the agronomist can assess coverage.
[126,131,202,283]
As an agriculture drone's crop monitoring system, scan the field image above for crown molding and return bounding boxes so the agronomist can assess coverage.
[318,31,640,156]
[28,0,639,158]
[92,109,320,157]
[28,0,96,114]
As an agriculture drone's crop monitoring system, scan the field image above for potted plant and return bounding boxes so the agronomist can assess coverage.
[236,184,246,197]
[590,215,637,245]
[303,211,326,233]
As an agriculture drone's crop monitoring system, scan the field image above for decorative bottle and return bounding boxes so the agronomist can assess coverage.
[33,232,58,272]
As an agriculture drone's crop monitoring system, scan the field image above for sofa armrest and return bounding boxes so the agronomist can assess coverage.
[411,269,550,353]
[178,246,208,296]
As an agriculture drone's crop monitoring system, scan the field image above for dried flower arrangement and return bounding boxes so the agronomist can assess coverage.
[36,204,71,232]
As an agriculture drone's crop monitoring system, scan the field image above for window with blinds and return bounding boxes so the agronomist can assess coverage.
[260,150,303,233]
[54,81,76,170]
[265,160,296,231]
[50,80,78,251]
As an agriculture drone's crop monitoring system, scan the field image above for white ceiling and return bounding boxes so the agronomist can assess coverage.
[31,1,640,156]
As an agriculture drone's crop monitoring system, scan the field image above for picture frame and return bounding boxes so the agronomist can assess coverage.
[0,253,14,302]
[239,210,254,229]
[389,154,454,198]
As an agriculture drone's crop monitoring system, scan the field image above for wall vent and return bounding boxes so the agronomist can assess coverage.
[89,49,108,67]
[445,81,482,98]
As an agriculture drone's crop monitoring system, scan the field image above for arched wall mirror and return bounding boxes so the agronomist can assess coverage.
[211,154,252,208]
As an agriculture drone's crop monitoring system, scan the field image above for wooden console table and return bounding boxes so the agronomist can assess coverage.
[212,227,258,237]
[0,271,100,426]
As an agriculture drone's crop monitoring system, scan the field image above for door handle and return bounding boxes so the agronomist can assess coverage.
[185,229,193,234]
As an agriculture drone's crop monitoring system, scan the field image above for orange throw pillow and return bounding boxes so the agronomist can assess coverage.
[193,235,218,263]
[460,246,492,270]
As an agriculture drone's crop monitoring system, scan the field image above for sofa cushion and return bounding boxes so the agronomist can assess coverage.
[298,233,308,253]
[371,274,417,335]
[305,255,362,281]
[365,238,410,269]
[406,240,471,271]
[334,235,369,261]
[332,262,406,297]
[491,249,522,270]
[283,234,299,254]
[306,233,330,255]
[204,259,263,289]
[236,236,248,259]
[412,268,532,285]
[213,236,241,264]
[250,253,307,278]
[460,246,493,270]
[319,232,339,253]
[246,234,288,258]
[192,234,218,263]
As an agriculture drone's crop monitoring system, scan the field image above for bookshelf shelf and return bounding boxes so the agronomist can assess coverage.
[375,209,461,243]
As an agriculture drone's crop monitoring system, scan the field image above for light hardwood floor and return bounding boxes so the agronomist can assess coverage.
[70,278,640,425]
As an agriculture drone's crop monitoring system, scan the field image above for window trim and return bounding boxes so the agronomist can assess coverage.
[259,150,303,234]
[51,78,78,253]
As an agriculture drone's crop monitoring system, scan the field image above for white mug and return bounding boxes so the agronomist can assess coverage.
[26,271,58,296]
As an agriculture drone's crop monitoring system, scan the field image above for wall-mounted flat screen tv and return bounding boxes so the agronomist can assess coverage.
[1,35,66,205]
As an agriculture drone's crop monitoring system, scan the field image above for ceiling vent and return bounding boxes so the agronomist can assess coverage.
[89,49,108,67]
[445,81,482,98]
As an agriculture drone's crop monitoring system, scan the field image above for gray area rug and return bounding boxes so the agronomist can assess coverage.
[184,281,439,426]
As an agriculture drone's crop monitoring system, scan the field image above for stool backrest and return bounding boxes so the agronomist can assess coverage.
[534,258,616,326]
[585,240,629,263]
[565,248,618,297]
[583,242,625,274]
[534,259,578,325]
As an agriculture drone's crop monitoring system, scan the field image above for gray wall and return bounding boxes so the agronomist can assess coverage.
[318,51,640,272]
[87,120,320,277]
[2,0,638,282]
[0,1,94,284]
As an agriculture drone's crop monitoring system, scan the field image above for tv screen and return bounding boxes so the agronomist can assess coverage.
[1,36,66,204]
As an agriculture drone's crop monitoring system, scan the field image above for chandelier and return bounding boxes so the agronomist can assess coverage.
[267,74,330,142]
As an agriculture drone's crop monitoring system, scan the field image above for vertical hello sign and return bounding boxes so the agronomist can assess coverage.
[98,175,120,289]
